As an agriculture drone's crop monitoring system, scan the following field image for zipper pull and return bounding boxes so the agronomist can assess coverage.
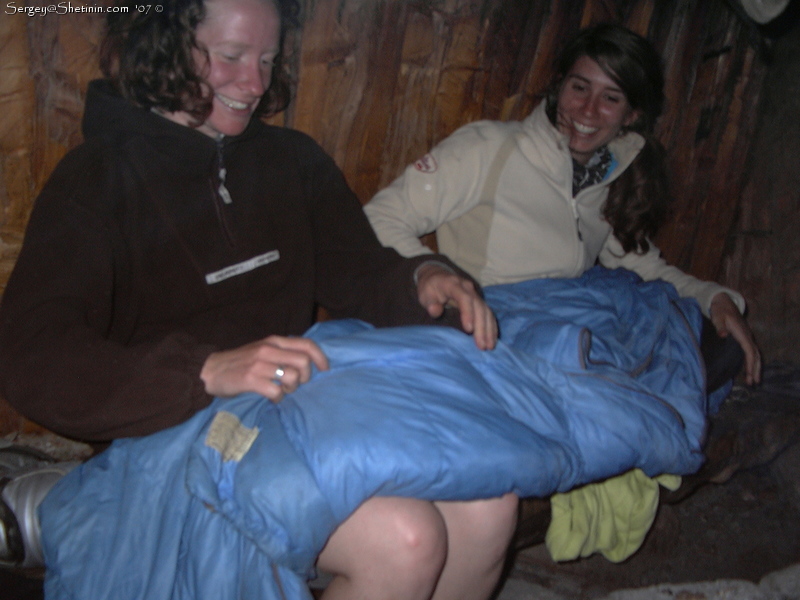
[216,138,233,204]
[218,167,233,205]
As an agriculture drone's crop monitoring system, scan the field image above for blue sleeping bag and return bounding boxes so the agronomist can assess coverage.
[40,268,713,600]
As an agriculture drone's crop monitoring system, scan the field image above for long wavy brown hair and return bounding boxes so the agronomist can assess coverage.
[100,0,299,126]
[545,23,670,254]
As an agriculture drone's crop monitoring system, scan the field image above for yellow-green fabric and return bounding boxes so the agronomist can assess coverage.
[546,469,681,563]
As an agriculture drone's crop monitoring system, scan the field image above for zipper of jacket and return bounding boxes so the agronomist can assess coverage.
[573,211,583,241]
[211,137,237,247]
[569,188,584,274]
[571,165,617,272]
[216,137,234,205]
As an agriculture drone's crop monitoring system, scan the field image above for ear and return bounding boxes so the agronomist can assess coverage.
[624,108,643,129]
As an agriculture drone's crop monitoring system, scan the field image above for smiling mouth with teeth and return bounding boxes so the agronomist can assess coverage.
[217,94,251,111]
[573,122,599,135]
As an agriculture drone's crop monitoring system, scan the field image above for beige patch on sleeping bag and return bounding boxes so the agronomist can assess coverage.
[205,411,259,462]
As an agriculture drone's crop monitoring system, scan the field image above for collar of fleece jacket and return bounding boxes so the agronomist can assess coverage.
[82,79,264,177]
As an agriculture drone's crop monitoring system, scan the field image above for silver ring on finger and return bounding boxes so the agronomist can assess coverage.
[273,365,286,384]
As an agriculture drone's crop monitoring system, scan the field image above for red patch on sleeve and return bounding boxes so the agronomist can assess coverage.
[414,154,438,173]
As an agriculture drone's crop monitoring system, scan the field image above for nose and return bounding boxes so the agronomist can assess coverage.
[239,60,269,98]
[580,94,600,118]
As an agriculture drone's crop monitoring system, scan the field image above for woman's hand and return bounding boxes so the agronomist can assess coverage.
[415,263,498,350]
[709,292,762,385]
[200,336,329,402]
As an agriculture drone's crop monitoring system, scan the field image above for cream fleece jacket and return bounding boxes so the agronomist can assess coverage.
[365,102,744,316]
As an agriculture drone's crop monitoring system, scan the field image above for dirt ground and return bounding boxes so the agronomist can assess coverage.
[507,364,800,598]
[507,461,800,597]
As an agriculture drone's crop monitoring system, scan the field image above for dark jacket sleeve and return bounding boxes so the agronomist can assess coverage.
[0,149,215,442]
[300,138,480,329]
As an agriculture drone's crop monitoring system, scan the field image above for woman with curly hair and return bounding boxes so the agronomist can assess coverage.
[366,23,761,389]
[0,0,517,597]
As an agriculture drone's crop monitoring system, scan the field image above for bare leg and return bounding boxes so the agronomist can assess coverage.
[431,493,518,600]
[316,493,518,600]
[317,496,448,600]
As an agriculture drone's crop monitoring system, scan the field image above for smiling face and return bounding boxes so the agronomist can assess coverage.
[163,0,280,138]
[555,55,640,165]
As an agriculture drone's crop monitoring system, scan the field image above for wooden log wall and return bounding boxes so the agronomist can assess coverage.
[723,12,800,366]
[0,0,790,434]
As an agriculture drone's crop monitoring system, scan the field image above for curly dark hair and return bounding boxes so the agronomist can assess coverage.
[100,0,299,125]
[545,23,669,254]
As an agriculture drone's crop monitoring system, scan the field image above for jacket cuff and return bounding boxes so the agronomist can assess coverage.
[412,260,457,286]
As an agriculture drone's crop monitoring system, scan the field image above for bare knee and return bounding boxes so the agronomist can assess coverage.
[318,497,448,598]
[385,500,449,573]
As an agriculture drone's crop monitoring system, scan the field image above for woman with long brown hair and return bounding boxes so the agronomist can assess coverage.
[366,23,761,389]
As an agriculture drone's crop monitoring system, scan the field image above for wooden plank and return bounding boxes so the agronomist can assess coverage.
[689,43,764,280]
[0,16,36,245]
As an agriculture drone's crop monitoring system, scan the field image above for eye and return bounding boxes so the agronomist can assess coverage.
[604,94,622,104]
